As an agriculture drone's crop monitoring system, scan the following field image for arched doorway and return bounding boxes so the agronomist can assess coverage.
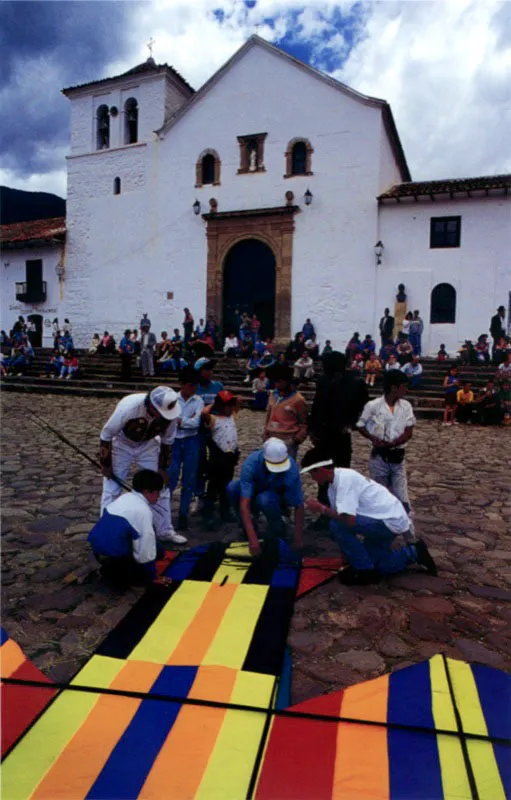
[27,313,43,347]
[222,239,276,337]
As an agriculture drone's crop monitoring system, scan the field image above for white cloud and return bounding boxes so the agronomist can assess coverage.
[0,164,67,198]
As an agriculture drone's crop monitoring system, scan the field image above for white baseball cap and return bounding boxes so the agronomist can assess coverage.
[149,387,180,420]
[263,438,291,473]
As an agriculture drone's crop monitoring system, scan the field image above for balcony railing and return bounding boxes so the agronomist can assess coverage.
[15,282,47,303]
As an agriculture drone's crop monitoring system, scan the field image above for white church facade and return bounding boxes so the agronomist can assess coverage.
[1,36,510,353]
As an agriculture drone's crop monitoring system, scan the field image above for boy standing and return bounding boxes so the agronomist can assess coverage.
[89,469,165,586]
[263,364,308,460]
[168,367,204,530]
[356,370,416,538]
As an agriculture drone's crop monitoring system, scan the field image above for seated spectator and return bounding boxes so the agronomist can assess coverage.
[59,350,80,380]
[458,340,474,366]
[171,328,182,346]
[130,330,141,355]
[492,336,510,366]
[158,343,187,372]
[321,340,333,358]
[305,336,320,361]
[240,335,254,359]
[498,379,511,424]
[456,382,475,423]
[195,318,205,337]
[497,353,511,381]
[350,352,364,373]
[239,313,251,343]
[223,333,239,357]
[119,329,135,380]
[401,355,423,389]
[474,334,490,363]
[244,350,261,383]
[346,332,362,361]
[97,331,116,354]
[60,331,74,354]
[1,330,10,346]
[476,380,502,426]
[0,352,7,378]
[252,368,270,411]
[285,332,306,362]
[364,352,382,386]
[45,350,64,378]
[293,353,314,383]
[379,342,396,363]
[396,336,413,366]
[437,343,448,361]
[264,336,275,354]
[89,333,100,353]
[7,345,30,376]
[361,334,376,361]
[385,353,401,371]
[155,331,172,360]
[259,350,276,370]
[302,318,315,340]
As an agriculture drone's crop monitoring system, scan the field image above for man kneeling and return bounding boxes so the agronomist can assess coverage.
[88,469,164,586]
[301,449,436,585]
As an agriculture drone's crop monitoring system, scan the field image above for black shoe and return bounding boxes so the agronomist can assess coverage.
[177,514,189,531]
[338,566,380,586]
[415,540,437,576]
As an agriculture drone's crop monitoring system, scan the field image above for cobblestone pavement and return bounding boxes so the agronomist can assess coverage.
[1,394,510,701]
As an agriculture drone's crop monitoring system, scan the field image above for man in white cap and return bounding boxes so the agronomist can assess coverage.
[227,437,304,556]
[300,447,436,585]
[99,386,187,544]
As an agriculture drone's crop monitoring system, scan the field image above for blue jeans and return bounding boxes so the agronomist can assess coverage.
[168,436,200,517]
[227,480,286,539]
[331,516,416,575]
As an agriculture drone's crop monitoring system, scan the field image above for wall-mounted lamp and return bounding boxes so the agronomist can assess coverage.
[193,199,201,215]
[304,188,313,206]
[55,264,66,282]
[374,240,384,265]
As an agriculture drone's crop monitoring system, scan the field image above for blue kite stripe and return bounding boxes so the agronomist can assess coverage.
[270,563,300,589]
[0,627,9,646]
[387,661,443,799]
[86,666,197,800]
[275,648,293,710]
[472,663,511,797]
[165,545,209,580]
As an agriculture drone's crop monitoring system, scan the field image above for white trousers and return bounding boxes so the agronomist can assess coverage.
[100,434,173,539]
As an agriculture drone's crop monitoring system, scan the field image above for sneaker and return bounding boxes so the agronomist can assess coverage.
[159,530,188,545]
[339,566,380,586]
[442,421,450,427]
[65,374,71,380]
[189,497,202,515]
[414,540,437,576]
[176,514,189,532]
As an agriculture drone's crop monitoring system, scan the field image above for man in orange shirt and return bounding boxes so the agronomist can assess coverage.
[263,364,308,460]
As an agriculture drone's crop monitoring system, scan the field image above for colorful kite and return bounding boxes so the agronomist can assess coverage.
[2,542,509,799]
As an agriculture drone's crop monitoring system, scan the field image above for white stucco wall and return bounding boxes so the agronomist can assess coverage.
[0,244,64,344]
[377,195,511,354]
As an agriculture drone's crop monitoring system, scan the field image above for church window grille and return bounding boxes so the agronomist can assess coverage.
[430,216,461,248]
[124,98,138,144]
[284,138,313,178]
[96,105,110,150]
[430,283,456,324]
[195,150,221,187]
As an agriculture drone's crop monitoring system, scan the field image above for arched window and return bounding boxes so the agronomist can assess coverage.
[113,177,121,195]
[96,105,110,150]
[195,150,221,187]
[291,141,307,175]
[285,138,313,177]
[124,97,138,144]
[430,283,456,324]
[201,154,215,185]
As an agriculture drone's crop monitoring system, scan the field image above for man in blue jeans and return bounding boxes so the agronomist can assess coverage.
[301,448,436,585]
[227,438,304,557]
[168,367,204,531]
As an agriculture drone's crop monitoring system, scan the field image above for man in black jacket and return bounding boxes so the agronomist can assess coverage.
[379,308,395,346]
[308,351,369,527]
[490,306,506,361]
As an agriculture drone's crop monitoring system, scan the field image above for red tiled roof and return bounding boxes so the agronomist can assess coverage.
[0,217,66,246]
[62,58,194,96]
[379,174,511,200]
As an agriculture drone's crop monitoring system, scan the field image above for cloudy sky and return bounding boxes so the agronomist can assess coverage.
[1,0,510,198]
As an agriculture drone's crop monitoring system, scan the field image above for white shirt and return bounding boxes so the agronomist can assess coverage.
[210,415,238,452]
[328,468,410,534]
[401,362,423,377]
[385,362,401,371]
[103,491,156,564]
[357,396,415,447]
[224,336,239,352]
[401,319,411,334]
[101,393,177,444]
